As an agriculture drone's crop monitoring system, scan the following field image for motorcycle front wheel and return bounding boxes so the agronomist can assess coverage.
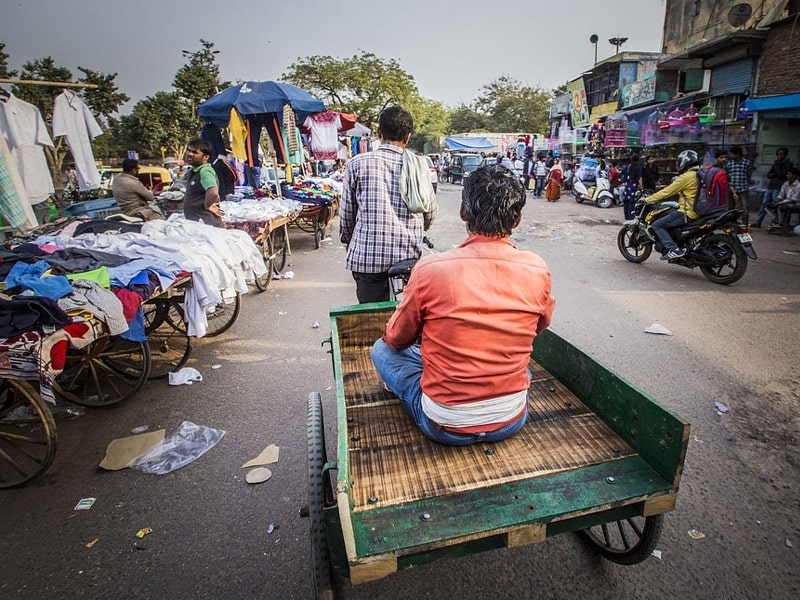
[617,227,652,263]
[698,233,748,285]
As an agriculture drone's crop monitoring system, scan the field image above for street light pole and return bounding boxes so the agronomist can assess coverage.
[589,34,599,65]
[609,37,629,54]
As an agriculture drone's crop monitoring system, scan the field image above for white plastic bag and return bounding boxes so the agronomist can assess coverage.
[128,421,225,475]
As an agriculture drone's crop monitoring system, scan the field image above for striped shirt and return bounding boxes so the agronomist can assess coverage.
[340,143,437,273]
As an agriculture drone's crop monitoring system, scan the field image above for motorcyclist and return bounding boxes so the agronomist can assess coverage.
[642,149,700,260]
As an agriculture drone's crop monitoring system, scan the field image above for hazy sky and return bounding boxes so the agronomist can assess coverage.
[1,0,667,113]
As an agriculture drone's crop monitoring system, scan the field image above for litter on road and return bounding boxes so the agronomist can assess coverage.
[645,323,673,335]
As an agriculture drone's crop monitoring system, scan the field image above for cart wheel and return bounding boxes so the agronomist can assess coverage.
[203,293,241,338]
[578,514,664,565]
[54,335,151,407]
[314,207,329,249]
[307,392,334,600]
[253,241,274,292]
[0,379,57,488]
[144,300,191,380]
[269,226,288,273]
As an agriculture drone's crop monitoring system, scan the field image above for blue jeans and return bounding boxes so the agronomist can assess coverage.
[651,210,687,253]
[755,189,781,225]
[534,176,546,197]
[370,339,528,446]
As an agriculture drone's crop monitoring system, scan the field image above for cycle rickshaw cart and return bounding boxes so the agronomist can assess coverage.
[290,193,339,250]
[307,303,690,598]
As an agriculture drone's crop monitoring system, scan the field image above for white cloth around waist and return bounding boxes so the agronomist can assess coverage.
[421,389,527,427]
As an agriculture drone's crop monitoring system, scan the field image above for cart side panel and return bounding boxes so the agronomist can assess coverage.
[531,328,689,486]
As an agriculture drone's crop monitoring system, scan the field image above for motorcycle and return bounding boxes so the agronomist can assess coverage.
[573,171,616,208]
[617,195,757,285]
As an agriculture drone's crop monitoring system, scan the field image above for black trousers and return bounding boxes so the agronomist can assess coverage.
[352,271,390,303]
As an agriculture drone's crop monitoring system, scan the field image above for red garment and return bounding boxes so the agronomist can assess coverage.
[112,287,144,323]
[383,235,555,432]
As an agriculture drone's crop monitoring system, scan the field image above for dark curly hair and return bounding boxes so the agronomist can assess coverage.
[461,164,526,237]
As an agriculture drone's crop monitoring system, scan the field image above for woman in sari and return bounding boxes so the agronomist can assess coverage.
[545,157,563,202]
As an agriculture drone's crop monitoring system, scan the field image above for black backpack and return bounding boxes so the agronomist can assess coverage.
[693,166,729,215]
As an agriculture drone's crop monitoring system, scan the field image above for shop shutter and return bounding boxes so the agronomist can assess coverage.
[710,59,756,95]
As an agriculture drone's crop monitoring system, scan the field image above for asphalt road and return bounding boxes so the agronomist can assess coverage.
[2,183,798,600]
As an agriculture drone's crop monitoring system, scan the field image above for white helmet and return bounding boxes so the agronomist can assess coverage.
[676,150,699,173]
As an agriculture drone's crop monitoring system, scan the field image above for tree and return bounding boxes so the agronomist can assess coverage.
[116,92,195,160]
[474,76,551,134]
[404,96,450,152]
[449,104,487,134]
[0,42,17,79]
[173,39,228,111]
[77,67,129,161]
[282,51,418,130]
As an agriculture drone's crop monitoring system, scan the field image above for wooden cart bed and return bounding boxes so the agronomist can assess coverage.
[328,305,689,583]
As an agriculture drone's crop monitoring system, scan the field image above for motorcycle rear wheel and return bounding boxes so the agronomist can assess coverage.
[617,227,652,263]
[698,233,747,285]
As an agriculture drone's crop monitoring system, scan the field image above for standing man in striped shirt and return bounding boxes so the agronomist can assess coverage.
[339,106,438,303]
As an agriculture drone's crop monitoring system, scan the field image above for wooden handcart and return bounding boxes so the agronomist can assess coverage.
[307,303,690,597]
[292,195,339,249]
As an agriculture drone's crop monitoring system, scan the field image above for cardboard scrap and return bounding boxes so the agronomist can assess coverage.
[241,444,280,468]
[99,430,166,471]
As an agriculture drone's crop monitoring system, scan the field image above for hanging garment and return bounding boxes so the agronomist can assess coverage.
[201,122,226,159]
[229,108,248,161]
[0,93,55,207]
[0,123,37,229]
[283,104,299,155]
[303,111,341,160]
[246,113,288,165]
[52,90,103,190]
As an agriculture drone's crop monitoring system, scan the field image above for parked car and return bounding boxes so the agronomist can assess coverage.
[448,153,484,184]
[102,166,174,194]
[424,156,439,193]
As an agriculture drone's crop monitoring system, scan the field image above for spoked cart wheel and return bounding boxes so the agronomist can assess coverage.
[0,379,57,488]
[54,335,151,407]
[253,239,274,292]
[307,391,335,600]
[143,299,191,379]
[269,226,288,274]
[314,206,330,249]
[203,293,241,338]
[578,513,664,565]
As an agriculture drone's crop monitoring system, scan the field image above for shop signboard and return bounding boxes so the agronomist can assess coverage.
[567,78,590,128]
[621,68,656,109]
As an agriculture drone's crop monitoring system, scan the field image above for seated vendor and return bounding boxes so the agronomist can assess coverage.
[112,159,164,221]
[371,164,556,446]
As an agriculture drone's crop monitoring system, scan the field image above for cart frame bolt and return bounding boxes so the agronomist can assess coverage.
[421,513,431,521]
[606,476,616,484]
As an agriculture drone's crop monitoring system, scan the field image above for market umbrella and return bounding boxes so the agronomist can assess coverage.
[197,81,324,128]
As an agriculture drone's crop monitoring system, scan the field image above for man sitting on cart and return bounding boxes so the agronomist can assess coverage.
[372,164,555,446]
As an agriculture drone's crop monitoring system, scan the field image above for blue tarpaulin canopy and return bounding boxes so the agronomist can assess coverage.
[197,81,324,127]
[444,136,495,151]
[739,93,800,119]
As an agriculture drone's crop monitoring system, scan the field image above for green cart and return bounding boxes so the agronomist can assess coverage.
[308,303,689,598]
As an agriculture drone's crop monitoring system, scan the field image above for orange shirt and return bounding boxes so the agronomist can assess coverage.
[383,235,555,430]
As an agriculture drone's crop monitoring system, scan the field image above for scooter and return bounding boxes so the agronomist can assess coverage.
[572,171,616,208]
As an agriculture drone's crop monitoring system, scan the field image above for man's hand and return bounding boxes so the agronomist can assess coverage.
[209,202,224,217]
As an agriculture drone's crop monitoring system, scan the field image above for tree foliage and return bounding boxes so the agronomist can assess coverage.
[449,104,488,134]
[115,92,195,160]
[173,39,229,107]
[0,42,16,79]
[282,52,418,130]
[474,76,551,134]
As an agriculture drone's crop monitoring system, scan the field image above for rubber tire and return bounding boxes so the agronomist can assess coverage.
[0,379,57,488]
[54,336,150,407]
[597,194,614,209]
[147,306,191,380]
[575,195,585,203]
[617,227,653,263]
[307,392,334,600]
[254,240,274,292]
[579,513,664,565]
[698,233,748,285]
[203,293,241,338]
[270,227,288,274]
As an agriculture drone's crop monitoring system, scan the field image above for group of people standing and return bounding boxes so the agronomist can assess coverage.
[523,153,564,202]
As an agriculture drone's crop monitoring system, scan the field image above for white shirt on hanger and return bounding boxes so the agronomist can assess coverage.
[52,90,103,191]
[0,93,55,206]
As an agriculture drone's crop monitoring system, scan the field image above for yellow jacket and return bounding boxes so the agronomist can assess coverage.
[645,167,699,220]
